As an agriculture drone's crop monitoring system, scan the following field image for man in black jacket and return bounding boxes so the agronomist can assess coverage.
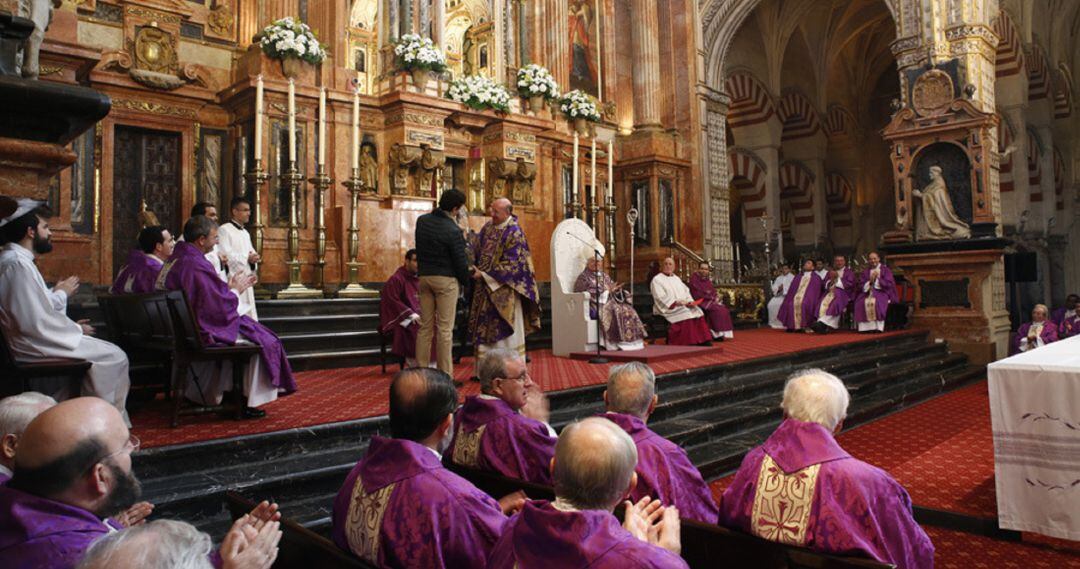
[415,189,472,375]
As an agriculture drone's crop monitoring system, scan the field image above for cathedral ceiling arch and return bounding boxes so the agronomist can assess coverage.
[993,9,1026,79]
[825,104,857,141]
[825,172,854,229]
[728,148,769,219]
[1052,64,1073,119]
[779,161,816,227]
[777,90,823,142]
[1027,41,1052,101]
[724,71,777,130]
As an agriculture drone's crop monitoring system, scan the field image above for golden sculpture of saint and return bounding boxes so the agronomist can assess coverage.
[912,165,971,240]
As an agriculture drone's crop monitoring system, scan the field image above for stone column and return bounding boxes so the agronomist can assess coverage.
[630,0,662,130]
[433,0,446,50]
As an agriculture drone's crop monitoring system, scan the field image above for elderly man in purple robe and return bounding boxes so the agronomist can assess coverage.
[719,369,934,568]
[0,392,56,483]
[1012,304,1059,354]
[487,417,687,568]
[380,249,430,367]
[157,215,297,418]
[854,252,898,333]
[109,225,175,295]
[574,251,647,351]
[1060,297,1080,339]
[1051,293,1079,327]
[779,259,825,333]
[333,368,525,568]
[468,198,542,358]
[811,255,857,335]
[602,362,718,523]
[449,348,557,484]
[689,261,734,340]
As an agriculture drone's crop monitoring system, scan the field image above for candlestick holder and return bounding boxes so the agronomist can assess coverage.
[604,196,618,277]
[308,165,333,291]
[339,169,378,298]
[277,162,323,299]
[243,160,272,300]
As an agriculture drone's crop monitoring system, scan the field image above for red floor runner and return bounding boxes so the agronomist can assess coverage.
[132,329,913,448]
[927,526,1079,567]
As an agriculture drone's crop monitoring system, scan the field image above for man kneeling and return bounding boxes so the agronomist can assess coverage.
[718,370,933,568]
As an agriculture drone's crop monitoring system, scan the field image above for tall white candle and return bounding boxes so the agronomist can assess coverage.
[590,136,597,216]
[318,87,326,167]
[287,78,297,164]
[572,131,580,215]
[254,75,264,162]
[351,77,360,171]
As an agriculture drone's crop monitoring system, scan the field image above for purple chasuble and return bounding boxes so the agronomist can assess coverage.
[688,273,734,333]
[468,217,542,346]
[603,413,719,524]
[820,267,857,318]
[1061,314,1080,338]
[379,266,423,359]
[1011,321,1059,355]
[719,419,934,569]
[0,484,120,569]
[449,395,556,485]
[110,249,164,295]
[574,269,647,345]
[854,265,898,323]
[486,500,689,569]
[158,242,297,394]
[331,437,506,568]
[778,272,824,330]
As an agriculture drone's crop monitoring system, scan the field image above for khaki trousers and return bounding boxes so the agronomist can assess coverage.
[417,276,459,376]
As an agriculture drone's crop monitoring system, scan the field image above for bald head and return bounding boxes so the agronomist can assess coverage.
[490,198,513,225]
[553,417,638,511]
[16,397,126,470]
[605,362,657,419]
[388,368,458,442]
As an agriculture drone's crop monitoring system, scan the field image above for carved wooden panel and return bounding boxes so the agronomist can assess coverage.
[112,127,181,275]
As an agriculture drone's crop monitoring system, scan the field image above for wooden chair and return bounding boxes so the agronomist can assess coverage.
[224,491,374,569]
[0,326,89,398]
[378,329,404,374]
[98,292,173,395]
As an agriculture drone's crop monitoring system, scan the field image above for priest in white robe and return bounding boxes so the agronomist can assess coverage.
[0,198,129,422]
[216,197,260,320]
[650,257,712,346]
[767,264,794,329]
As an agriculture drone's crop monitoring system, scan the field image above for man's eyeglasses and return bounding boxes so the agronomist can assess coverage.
[100,434,141,463]
[498,371,531,384]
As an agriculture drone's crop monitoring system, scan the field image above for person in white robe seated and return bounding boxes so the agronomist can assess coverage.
[574,252,647,351]
[216,197,260,320]
[0,198,130,423]
[767,264,794,329]
[650,257,712,346]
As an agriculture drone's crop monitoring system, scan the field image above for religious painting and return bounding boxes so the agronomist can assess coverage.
[569,0,600,97]
[70,130,95,234]
[478,44,489,70]
[631,179,650,245]
[197,128,227,211]
[659,178,675,245]
[912,142,973,224]
[354,46,366,73]
[269,120,307,228]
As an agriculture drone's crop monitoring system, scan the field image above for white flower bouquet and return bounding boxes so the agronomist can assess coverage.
[559,90,601,122]
[260,17,327,64]
[516,64,560,100]
[393,34,447,73]
[447,75,512,113]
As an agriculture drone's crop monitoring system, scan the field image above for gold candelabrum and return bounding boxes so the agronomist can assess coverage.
[243,160,271,300]
[339,168,378,298]
[308,165,332,291]
[604,195,617,277]
[276,162,323,299]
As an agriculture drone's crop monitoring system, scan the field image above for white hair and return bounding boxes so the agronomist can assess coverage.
[781,369,850,431]
[77,520,214,569]
[606,362,656,418]
[0,392,57,437]
[553,417,638,510]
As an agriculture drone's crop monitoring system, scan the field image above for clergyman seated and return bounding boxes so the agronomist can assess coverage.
[650,257,712,346]
[109,225,175,295]
[574,250,647,351]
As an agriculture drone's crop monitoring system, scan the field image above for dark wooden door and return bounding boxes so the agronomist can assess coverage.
[112,127,181,276]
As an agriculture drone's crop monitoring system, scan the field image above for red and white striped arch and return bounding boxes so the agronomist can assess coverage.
[998,114,1015,194]
[1054,148,1066,211]
[724,72,776,130]
[779,161,815,227]
[1053,65,1073,119]
[825,173,853,229]
[728,148,769,219]
[776,91,822,141]
[993,11,1025,79]
[1027,129,1043,202]
[1027,44,1051,101]
[825,105,855,140]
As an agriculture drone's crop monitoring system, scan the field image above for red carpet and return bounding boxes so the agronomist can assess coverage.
[927,527,1079,567]
[569,344,725,363]
[132,329,913,448]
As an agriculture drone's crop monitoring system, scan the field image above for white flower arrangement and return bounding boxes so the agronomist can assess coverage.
[559,90,601,122]
[260,17,327,64]
[447,75,512,113]
[516,64,560,100]
[393,34,447,73]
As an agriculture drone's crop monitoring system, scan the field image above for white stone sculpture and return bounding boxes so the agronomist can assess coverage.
[912,165,972,240]
[18,0,62,79]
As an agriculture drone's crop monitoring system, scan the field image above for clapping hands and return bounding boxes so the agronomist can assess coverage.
[622,496,681,555]
[221,501,283,569]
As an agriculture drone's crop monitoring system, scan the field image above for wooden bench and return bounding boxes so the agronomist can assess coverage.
[0,325,89,398]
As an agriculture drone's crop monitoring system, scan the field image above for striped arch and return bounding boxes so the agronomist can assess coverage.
[776,91,822,141]
[778,161,815,226]
[1027,129,1043,202]
[825,173,853,229]
[998,113,1015,194]
[1027,43,1051,101]
[1053,64,1073,119]
[1054,149,1066,211]
[825,105,855,140]
[724,72,776,129]
[993,10,1025,79]
[727,148,769,219]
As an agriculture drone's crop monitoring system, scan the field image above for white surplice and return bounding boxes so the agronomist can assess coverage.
[217,220,259,320]
[768,273,795,329]
[0,243,130,422]
[650,273,705,324]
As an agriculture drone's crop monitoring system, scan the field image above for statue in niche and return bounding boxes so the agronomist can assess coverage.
[359,143,378,192]
[17,0,62,79]
[913,165,971,240]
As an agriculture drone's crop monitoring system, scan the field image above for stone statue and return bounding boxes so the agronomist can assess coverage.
[912,165,971,240]
[359,144,377,192]
[18,0,62,79]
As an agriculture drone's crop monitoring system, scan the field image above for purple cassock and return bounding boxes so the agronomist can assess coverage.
[448,395,556,485]
[331,437,507,568]
[158,241,297,394]
[818,267,857,321]
[379,266,424,359]
[109,249,163,295]
[486,500,689,569]
[689,273,734,338]
[719,419,934,569]
[778,271,824,331]
[854,264,898,329]
[1011,320,1059,354]
[468,217,542,348]
[0,484,122,569]
[603,413,719,524]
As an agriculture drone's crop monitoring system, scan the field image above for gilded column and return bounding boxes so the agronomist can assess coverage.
[630,0,662,129]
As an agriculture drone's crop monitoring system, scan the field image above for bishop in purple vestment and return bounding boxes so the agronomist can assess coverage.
[719,371,933,569]
[1011,304,1059,354]
[380,250,429,365]
[779,260,825,332]
[332,368,518,568]
[1050,294,1079,326]
[574,254,647,350]
[449,349,556,485]
[487,418,687,569]
[813,256,857,333]
[854,252,898,333]
[109,226,174,295]
[1060,297,1080,339]
[689,262,734,340]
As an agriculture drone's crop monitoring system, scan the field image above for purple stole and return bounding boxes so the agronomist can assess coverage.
[689,273,734,333]
[487,500,689,569]
[379,266,422,358]
[109,249,164,295]
[448,396,556,485]
[331,437,506,568]
[779,272,824,330]
[819,267,856,318]
[854,265,898,323]
[719,420,934,568]
[603,413,719,524]
[0,484,119,569]
[158,242,297,393]
[1011,321,1059,355]
[467,218,542,346]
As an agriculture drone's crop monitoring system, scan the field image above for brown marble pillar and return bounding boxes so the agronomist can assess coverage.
[630,0,662,130]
